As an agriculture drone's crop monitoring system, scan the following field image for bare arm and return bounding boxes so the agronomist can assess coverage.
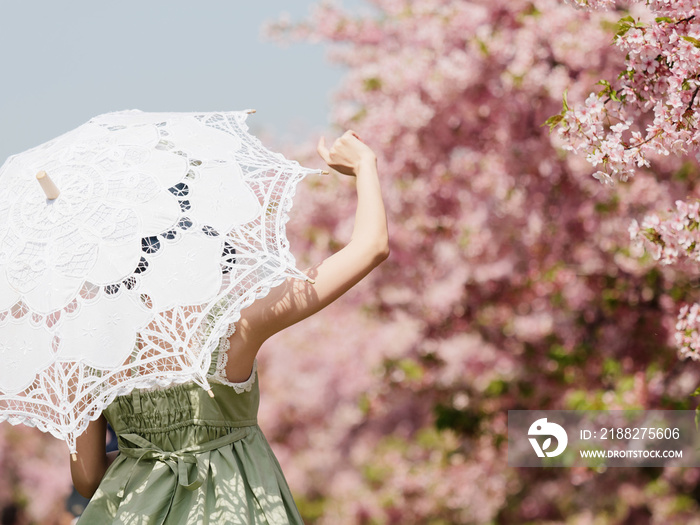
[71,415,111,498]
[225,131,389,372]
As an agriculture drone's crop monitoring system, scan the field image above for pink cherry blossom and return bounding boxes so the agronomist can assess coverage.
[261,0,700,522]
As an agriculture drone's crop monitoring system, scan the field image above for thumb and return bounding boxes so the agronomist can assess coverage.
[317,136,331,164]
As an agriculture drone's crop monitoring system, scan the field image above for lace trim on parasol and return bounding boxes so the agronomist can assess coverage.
[134,324,256,394]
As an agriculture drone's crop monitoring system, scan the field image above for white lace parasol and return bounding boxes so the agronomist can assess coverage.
[0,109,321,454]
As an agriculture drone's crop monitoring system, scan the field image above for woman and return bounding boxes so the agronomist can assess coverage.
[71,130,389,524]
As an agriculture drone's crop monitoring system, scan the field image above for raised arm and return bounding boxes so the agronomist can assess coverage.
[225,130,389,368]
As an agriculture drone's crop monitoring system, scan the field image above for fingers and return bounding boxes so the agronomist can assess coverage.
[342,130,359,142]
[317,131,369,168]
[343,130,365,146]
[319,131,360,153]
[318,134,347,162]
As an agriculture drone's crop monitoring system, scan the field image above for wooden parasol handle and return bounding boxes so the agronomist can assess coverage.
[36,171,60,200]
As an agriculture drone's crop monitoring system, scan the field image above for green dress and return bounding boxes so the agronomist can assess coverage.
[77,351,305,525]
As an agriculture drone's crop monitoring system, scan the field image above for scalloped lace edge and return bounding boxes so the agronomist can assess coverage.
[207,322,257,394]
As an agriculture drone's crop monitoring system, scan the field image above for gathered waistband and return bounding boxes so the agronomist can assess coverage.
[103,381,260,436]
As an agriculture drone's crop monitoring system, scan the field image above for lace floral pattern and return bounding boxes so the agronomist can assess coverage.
[138,323,256,394]
[0,109,315,453]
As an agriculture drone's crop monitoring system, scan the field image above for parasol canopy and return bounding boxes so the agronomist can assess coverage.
[0,109,321,454]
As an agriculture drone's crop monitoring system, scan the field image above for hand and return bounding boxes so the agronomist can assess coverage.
[317,130,377,176]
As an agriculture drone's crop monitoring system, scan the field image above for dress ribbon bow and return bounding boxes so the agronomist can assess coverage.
[116,427,251,497]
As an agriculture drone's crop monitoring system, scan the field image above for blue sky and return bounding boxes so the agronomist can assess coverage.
[0,1,365,161]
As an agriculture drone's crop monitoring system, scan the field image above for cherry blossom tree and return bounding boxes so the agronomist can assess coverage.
[0,425,73,524]
[260,0,700,522]
[552,0,700,360]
